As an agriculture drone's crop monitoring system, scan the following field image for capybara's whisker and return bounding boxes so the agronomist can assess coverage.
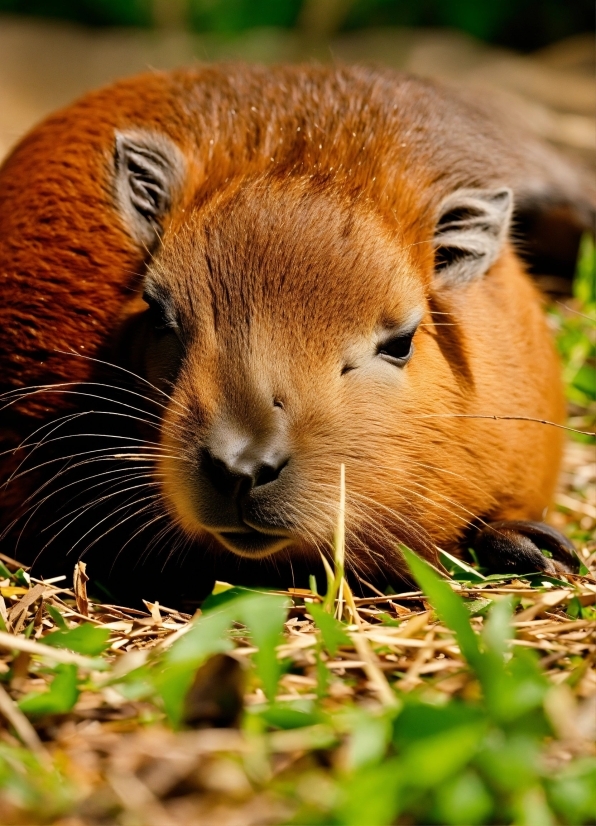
[11,465,159,535]
[0,454,163,545]
[75,498,165,571]
[121,511,174,566]
[345,478,479,532]
[39,472,163,534]
[144,519,186,571]
[0,382,173,417]
[58,491,163,558]
[3,415,181,475]
[4,440,184,488]
[37,483,162,551]
[51,350,190,412]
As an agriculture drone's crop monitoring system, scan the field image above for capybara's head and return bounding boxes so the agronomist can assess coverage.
[113,125,518,577]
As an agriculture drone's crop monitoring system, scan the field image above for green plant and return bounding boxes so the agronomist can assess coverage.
[552,234,596,415]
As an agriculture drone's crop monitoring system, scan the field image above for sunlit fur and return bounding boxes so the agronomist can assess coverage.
[0,63,585,590]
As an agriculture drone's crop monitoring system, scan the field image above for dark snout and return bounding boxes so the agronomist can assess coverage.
[201,436,289,498]
[192,411,293,556]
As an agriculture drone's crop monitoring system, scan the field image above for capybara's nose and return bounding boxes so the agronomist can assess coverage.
[200,440,289,500]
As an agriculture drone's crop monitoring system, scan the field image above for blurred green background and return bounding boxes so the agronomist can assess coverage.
[0,0,593,52]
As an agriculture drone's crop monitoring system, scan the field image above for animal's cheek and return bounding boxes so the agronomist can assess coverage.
[144,331,185,394]
[333,370,414,435]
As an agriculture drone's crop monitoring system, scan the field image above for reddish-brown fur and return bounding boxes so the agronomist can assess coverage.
[0,64,589,591]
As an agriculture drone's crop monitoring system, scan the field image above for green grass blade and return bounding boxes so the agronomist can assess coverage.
[237,593,289,701]
[401,545,483,671]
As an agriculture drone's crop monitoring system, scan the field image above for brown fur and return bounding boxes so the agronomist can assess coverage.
[0,64,590,592]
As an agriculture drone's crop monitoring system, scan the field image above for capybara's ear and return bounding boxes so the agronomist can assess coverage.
[433,187,513,286]
[113,129,186,250]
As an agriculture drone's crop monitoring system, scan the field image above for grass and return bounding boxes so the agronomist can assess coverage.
[0,240,594,825]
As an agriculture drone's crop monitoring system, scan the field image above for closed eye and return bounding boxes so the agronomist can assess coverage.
[377,331,414,365]
[143,291,178,334]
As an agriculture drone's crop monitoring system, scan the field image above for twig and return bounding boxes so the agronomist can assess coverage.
[0,682,48,758]
[350,631,399,707]
[343,578,398,707]
[0,630,102,668]
[324,463,346,614]
[408,414,595,438]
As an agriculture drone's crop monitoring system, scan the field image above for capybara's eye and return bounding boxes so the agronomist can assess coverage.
[143,291,177,334]
[377,332,414,365]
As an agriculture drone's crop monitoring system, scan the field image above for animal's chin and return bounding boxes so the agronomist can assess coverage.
[211,528,294,558]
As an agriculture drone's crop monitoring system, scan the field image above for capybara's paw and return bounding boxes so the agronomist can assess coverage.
[473,520,580,575]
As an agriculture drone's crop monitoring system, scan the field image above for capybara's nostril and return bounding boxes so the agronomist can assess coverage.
[253,455,289,488]
[200,444,289,499]
[200,447,249,499]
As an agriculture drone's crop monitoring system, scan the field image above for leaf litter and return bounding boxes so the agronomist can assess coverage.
[0,506,593,824]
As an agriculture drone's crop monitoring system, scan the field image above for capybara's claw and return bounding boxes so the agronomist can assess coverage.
[473,520,580,575]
